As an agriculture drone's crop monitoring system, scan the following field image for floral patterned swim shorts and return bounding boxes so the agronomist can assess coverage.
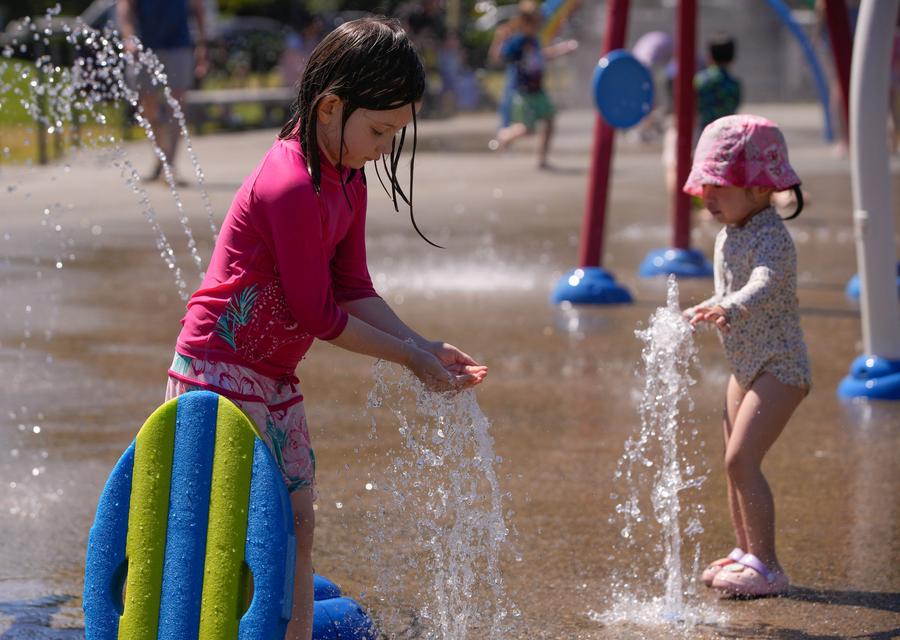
[166,353,315,495]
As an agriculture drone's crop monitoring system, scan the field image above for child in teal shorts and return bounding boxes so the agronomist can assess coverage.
[492,0,576,168]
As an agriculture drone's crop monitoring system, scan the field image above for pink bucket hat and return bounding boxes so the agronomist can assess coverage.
[683,114,801,197]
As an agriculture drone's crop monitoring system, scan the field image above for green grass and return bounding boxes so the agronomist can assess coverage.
[200,70,283,91]
[1,59,38,126]
[1,62,295,162]
[1,58,144,164]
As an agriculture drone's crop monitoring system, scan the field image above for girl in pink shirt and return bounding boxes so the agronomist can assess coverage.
[166,17,486,639]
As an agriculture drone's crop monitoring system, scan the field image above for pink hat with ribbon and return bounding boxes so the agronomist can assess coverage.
[683,114,801,197]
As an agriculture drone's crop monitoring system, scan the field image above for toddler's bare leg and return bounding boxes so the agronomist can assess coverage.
[723,375,748,551]
[725,373,805,572]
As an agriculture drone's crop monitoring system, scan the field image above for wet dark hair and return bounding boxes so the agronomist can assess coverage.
[279,17,435,245]
[708,34,735,66]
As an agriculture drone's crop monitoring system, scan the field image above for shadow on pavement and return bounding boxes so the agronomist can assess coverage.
[785,586,900,614]
[707,586,900,640]
[712,624,900,640]
[0,595,83,639]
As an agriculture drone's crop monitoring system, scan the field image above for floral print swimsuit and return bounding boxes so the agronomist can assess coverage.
[167,354,315,494]
[689,207,811,391]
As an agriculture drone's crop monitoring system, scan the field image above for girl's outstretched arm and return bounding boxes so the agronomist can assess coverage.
[340,296,429,346]
[328,313,485,390]
[340,297,488,385]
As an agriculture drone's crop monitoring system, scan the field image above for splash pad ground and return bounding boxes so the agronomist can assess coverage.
[1,104,898,638]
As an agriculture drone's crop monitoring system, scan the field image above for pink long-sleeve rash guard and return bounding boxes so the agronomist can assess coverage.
[176,138,379,378]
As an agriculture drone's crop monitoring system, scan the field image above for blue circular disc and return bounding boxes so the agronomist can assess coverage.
[592,49,654,129]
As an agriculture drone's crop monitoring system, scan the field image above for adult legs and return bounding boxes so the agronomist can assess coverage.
[724,373,805,572]
[141,87,186,179]
[138,44,194,180]
[286,488,315,640]
[162,88,187,165]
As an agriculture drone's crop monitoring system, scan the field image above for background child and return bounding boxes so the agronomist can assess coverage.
[165,18,487,640]
[631,29,674,143]
[663,33,741,200]
[695,33,742,131]
[491,0,577,168]
[684,115,810,598]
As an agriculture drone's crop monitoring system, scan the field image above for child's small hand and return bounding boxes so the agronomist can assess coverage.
[407,348,457,391]
[689,305,731,333]
[423,341,488,388]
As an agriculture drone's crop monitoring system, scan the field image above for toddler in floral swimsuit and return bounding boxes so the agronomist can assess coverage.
[684,114,810,598]
[689,206,811,391]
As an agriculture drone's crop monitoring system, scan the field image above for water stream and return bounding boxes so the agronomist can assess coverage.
[364,361,517,639]
[1,5,217,298]
[592,276,726,630]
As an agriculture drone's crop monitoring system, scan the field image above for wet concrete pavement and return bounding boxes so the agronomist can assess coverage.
[1,104,898,638]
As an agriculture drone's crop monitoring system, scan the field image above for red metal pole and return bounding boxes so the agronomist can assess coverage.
[672,0,696,250]
[823,0,853,135]
[577,0,630,268]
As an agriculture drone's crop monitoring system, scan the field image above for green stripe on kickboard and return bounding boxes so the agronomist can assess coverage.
[119,399,178,640]
[198,395,256,639]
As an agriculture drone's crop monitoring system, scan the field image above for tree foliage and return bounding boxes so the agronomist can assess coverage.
[3,0,494,35]
[2,1,95,23]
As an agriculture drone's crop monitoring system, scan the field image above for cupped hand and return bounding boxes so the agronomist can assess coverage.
[688,305,730,333]
[407,348,461,392]
[423,341,487,387]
